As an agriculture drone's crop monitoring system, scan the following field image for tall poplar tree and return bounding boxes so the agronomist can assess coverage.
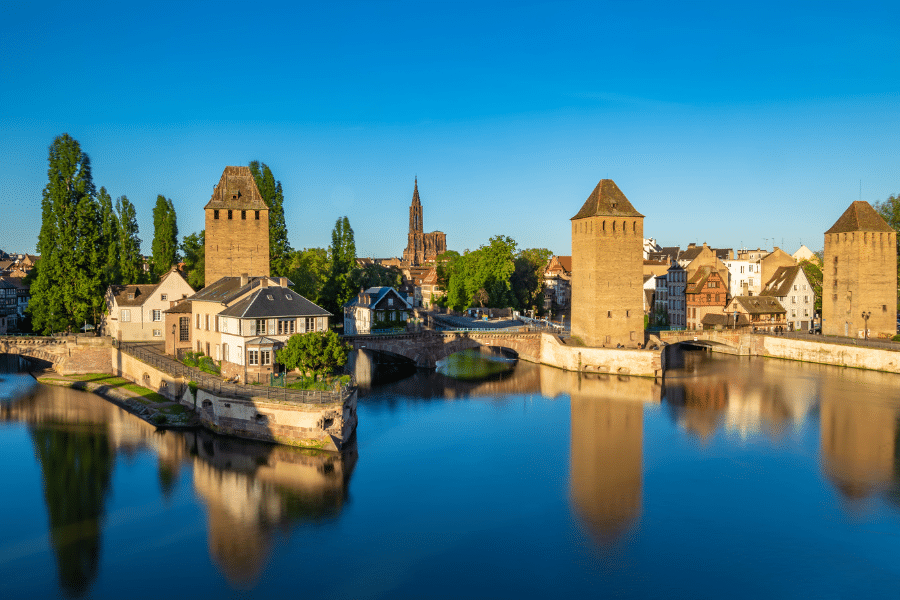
[117,195,144,284]
[151,194,178,279]
[97,187,120,286]
[249,161,291,276]
[324,216,357,315]
[180,230,205,289]
[29,134,99,333]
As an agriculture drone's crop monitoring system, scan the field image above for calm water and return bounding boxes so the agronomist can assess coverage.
[1,349,900,598]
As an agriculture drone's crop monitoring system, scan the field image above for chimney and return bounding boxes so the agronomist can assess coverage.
[280,277,288,288]
[240,273,249,287]
[260,278,269,289]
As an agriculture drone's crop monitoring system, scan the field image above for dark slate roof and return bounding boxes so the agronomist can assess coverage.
[204,166,269,211]
[571,179,643,220]
[218,285,331,319]
[651,247,679,262]
[244,336,280,346]
[825,201,894,234]
[163,300,193,314]
[679,245,704,262]
[190,276,276,304]
[702,313,751,327]
[731,296,786,315]
[344,286,412,310]
[760,265,802,298]
[111,283,160,307]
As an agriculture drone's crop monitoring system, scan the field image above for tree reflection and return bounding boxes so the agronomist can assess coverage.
[30,425,113,597]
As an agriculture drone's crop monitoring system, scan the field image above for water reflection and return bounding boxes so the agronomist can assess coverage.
[567,372,658,542]
[0,379,355,592]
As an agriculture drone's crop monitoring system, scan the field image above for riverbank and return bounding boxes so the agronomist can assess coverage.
[33,371,198,428]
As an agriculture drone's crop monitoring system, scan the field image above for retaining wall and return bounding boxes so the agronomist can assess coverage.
[539,333,664,377]
[761,336,900,374]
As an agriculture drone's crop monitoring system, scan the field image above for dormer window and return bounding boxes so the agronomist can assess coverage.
[161,294,167,301]
[286,294,292,300]
[127,293,134,300]
[266,294,274,301]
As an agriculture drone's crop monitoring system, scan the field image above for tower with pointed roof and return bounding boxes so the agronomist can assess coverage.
[205,166,270,284]
[571,179,645,347]
[823,200,897,337]
[402,178,446,266]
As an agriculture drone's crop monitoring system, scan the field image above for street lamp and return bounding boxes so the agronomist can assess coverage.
[861,311,871,340]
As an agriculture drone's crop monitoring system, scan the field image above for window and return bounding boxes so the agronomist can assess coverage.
[793,285,798,291]
[196,313,201,329]
[305,317,315,331]
[241,210,246,220]
[120,309,131,322]
[261,350,271,365]
[388,298,393,306]
[255,319,267,335]
[791,296,796,304]
[153,329,161,337]
[804,309,809,316]
[205,314,210,330]
[180,317,189,342]
[214,210,220,220]
[278,319,295,335]
[127,293,135,300]
[804,296,809,303]
[607,311,611,318]
[215,316,219,332]
[228,210,233,220]
[223,343,229,362]
[220,317,227,333]
[161,294,167,301]
[152,309,161,321]
[255,211,260,220]
[248,350,259,366]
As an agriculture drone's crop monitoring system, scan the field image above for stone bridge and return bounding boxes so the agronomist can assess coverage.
[657,330,765,355]
[0,335,112,374]
[345,331,542,368]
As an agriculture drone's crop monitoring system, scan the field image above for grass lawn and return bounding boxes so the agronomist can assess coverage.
[70,374,169,404]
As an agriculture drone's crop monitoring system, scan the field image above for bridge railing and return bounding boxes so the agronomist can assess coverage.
[118,343,353,405]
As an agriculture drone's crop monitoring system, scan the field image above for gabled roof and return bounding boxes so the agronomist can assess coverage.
[571,179,643,220]
[760,265,803,298]
[110,283,160,307]
[422,269,438,285]
[163,300,193,314]
[204,166,269,211]
[685,266,721,294]
[218,286,331,319]
[545,255,572,275]
[825,201,894,234]
[190,276,280,304]
[344,286,412,310]
[730,295,786,315]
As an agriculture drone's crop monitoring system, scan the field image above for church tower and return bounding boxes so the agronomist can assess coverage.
[823,201,897,338]
[204,166,270,284]
[570,179,644,347]
[403,178,425,265]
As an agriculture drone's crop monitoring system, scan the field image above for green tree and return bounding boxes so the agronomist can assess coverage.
[276,330,349,381]
[440,236,518,311]
[874,193,900,307]
[97,187,120,286]
[180,230,205,289]
[323,216,356,314]
[287,247,330,305]
[29,134,102,334]
[512,247,553,314]
[249,161,292,276]
[351,263,403,291]
[117,195,144,284]
[799,258,823,313]
[150,195,178,280]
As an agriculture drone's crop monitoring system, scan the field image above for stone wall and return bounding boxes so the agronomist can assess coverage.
[539,334,663,377]
[761,336,900,374]
[110,345,356,451]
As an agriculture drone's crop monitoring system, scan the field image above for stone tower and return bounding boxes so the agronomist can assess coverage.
[204,166,270,284]
[571,179,644,347]
[823,201,897,338]
[402,178,447,265]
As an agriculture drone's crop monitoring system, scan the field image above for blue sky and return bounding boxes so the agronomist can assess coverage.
[2,0,898,259]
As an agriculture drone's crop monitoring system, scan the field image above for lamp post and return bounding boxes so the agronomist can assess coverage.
[861,311,871,340]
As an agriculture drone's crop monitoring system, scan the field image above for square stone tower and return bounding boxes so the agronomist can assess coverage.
[205,166,270,284]
[823,201,897,338]
[571,180,645,347]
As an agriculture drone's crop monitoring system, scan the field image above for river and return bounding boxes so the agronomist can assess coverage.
[0,349,899,598]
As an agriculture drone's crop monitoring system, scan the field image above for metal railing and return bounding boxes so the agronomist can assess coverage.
[118,343,354,404]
